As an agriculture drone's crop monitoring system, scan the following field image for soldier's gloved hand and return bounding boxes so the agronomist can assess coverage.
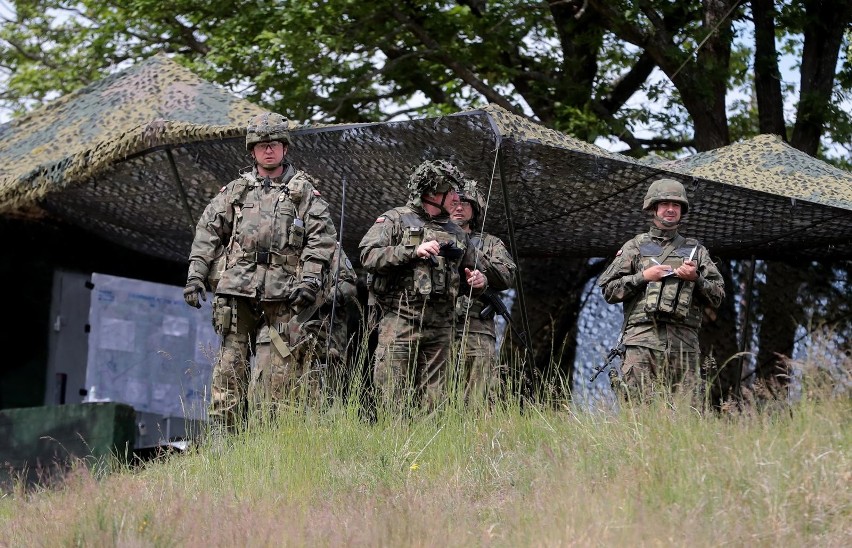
[183,279,206,309]
[331,286,346,307]
[438,241,465,261]
[288,277,320,309]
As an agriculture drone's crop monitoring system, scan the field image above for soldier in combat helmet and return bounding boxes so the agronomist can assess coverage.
[184,112,337,430]
[359,160,491,410]
[451,179,516,403]
[598,178,725,400]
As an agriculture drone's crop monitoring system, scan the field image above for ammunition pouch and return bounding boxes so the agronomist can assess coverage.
[643,281,663,314]
[658,278,679,314]
[413,260,433,295]
[636,276,700,328]
[411,257,449,297]
[431,256,447,295]
[213,296,235,335]
[456,294,490,320]
[643,276,695,321]
[288,219,306,248]
[674,280,695,320]
[368,272,394,296]
[625,233,704,329]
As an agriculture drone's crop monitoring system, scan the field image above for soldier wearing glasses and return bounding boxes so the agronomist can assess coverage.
[184,113,337,429]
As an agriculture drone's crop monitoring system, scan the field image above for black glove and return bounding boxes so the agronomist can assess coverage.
[183,279,206,309]
[438,241,465,261]
[288,277,320,309]
[331,286,346,307]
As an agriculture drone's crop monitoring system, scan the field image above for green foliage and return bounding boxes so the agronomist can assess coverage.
[1,1,850,158]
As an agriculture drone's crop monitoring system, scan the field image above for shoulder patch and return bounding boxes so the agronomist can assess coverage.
[312,189,321,196]
[375,216,386,223]
[219,185,227,193]
[615,249,623,257]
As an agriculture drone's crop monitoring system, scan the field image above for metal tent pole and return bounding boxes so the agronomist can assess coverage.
[495,147,534,379]
[165,147,197,232]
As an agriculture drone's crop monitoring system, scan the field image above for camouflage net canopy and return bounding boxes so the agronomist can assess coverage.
[1,55,851,264]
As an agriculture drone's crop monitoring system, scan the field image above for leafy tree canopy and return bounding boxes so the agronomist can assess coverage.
[1,1,850,162]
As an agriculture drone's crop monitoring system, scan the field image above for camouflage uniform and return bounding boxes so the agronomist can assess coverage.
[453,182,516,402]
[598,179,725,399]
[299,244,360,398]
[186,115,337,426]
[359,161,492,409]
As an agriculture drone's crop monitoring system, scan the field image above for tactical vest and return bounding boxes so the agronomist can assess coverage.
[624,233,703,329]
[369,208,466,305]
[210,169,312,296]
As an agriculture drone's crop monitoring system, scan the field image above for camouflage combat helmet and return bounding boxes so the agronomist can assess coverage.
[407,160,465,204]
[459,179,486,230]
[643,178,689,214]
[245,112,290,152]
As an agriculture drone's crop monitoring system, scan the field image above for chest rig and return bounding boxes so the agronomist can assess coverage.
[625,233,703,329]
[370,208,466,302]
[225,170,308,273]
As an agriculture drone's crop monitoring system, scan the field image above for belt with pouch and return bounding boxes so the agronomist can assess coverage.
[238,250,299,266]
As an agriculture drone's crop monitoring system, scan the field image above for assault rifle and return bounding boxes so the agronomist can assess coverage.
[589,343,626,383]
[478,289,529,349]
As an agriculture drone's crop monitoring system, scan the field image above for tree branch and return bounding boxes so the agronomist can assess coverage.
[600,51,656,114]
[391,6,527,117]
[637,136,695,152]
[167,15,209,55]
[2,36,61,71]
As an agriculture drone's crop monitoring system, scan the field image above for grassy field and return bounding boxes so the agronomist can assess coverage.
[1,376,849,546]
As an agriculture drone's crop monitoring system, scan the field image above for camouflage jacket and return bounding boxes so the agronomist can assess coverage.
[598,226,725,350]
[359,203,492,326]
[187,164,337,301]
[321,244,359,313]
[456,231,516,337]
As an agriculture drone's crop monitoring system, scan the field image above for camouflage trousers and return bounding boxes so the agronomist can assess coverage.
[612,345,703,402]
[299,310,352,401]
[454,328,502,405]
[209,296,318,428]
[374,310,453,410]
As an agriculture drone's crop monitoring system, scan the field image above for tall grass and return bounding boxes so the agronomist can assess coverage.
[2,330,850,547]
[2,383,849,546]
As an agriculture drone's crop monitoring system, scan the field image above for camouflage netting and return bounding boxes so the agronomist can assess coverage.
[657,135,852,209]
[1,55,851,265]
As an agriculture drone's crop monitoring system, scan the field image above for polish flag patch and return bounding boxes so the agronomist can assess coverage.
[615,249,623,257]
[219,185,227,193]
[375,216,386,223]
[312,189,321,196]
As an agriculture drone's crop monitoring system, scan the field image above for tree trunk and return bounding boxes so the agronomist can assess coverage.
[752,1,850,393]
[668,0,736,151]
[754,261,807,384]
[790,0,852,154]
[752,0,787,137]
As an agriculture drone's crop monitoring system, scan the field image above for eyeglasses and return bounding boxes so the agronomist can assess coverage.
[253,141,283,152]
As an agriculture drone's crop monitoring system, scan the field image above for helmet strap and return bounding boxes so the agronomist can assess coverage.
[653,213,680,228]
[422,192,455,215]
